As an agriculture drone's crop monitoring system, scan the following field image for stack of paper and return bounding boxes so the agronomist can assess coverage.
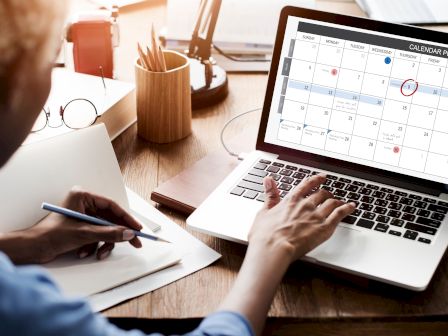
[0,125,220,310]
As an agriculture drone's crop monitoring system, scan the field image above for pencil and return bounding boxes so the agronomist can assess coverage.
[137,43,150,70]
[151,24,163,72]
[146,46,157,72]
[158,45,167,72]
[41,202,171,243]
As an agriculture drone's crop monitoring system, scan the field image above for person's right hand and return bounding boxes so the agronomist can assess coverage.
[249,174,356,263]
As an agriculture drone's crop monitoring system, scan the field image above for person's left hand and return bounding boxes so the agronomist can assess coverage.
[23,188,143,264]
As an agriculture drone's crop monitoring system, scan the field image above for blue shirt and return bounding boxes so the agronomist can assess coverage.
[0,253,253,336]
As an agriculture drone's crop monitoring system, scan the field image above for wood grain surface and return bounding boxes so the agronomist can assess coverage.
[102,1,448,334]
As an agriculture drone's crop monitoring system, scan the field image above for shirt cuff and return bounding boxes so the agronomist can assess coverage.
[197,311,254,336]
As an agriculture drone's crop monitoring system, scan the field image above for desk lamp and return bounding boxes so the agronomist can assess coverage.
[187,0,228,109]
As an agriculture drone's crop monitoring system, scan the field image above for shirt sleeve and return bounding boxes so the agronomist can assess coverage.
[0,253,253,336]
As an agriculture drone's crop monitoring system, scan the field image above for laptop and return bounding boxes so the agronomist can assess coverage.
[187,6,448,291]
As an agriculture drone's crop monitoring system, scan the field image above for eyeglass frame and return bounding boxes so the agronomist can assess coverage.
[32,98,100,132]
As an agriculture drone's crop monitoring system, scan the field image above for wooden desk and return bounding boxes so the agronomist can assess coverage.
[105,1,448,335]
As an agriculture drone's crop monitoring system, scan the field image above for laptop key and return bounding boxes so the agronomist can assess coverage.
[390,218,405,227]
[254,163,268,170]
[438,200,448,207]
[299,168,311,173]
[418,237,431,244]
[332,182,346,189]
[339,178,351,183]
[388,202,402,210]
[267,166,280,173]
[402,213,416,222]
[256,193,266,202]
[403,230,418,240]
[389,230,402,236]
[403,206,416,214]
[409,194,422,200]
[428,204,448,214]
[294,180,300,186]
[347,192,361,200]
[243,174,264,185]
[259,159,271,164]
[359,188,372,195]
[416,217,441,228]
[367,184,380,190]
[394,190,408,197]
[372,191,385,198]
[327,174,338,180]
[417,209,430,217]
[285,165,298,171]
[373,206,387,214]
[269,173,281,181]
[353,181,365,187]
[237,181,265,193]
[362,212,376,220]
[243,190,258,199]
[280,191,288,198]
[400,197,413,205]
[321,186,334,192]
[281,176,294,184]
[342,215,357,224]
[431,212,445,221]
[345,185,359,192]
[357,219,375,229]
[423,197,436,204]
[278,183,292,191]
[380,187,394,193]
[334,189,347,197]
[272,162,285,167]
[292,172,306,179]
[279,169,293,176]
[249,169,268,178]
[388,210,401,218]
[361,196,374,203]
[405,223,437,235]
[374,223,389,232]
[374,199,388,207]
[230,187,245,196]
[414,201,428,209]
[377,215,390,223]
[360,203,373,211]
[353,209,362,216]
[386,194,399,202]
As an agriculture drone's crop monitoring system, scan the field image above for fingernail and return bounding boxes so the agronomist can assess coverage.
[79,252,88,259]
[123,229,135,241]
[350,202,357,207]
[99,250,111,260]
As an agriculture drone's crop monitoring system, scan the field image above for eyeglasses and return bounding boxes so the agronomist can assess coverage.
[31,98,100,133]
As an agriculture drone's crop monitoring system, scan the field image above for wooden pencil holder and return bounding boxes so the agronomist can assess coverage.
[135,50,192,143]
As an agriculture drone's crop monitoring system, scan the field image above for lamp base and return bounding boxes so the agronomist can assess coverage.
[189,58,229,110]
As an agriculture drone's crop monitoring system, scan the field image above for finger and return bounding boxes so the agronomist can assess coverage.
[263,177,281,209]
[96,242,115,260]
[316,198,345,218]
[129,236,142,248]
[77,243,98,259]
[81,191,143,231]
[290,174,327,203]
[305,189,333,208]
[82,225,136,244]
[324,202,357,228]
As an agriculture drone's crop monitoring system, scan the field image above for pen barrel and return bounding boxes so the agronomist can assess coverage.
[135,50,192,144]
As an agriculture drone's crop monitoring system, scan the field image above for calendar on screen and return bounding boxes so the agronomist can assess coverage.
[265,18,448,184]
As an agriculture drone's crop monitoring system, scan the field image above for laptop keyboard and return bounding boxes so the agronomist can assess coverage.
[230,159,448,245]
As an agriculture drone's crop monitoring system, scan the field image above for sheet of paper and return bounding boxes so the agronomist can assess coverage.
[89,188,221,312]
[166,0,315,49]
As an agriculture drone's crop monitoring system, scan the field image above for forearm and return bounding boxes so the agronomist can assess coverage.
[219,242,292,336]
[0,230,43,264]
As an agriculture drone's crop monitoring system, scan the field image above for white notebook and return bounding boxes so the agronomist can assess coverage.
[0,125,181,297]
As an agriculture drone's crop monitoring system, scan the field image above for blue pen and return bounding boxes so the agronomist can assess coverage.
[41,202,171,243]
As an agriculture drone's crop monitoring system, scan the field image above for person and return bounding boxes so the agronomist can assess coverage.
[0,1,356,335]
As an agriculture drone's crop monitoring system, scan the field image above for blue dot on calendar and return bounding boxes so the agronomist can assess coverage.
[385,57,391,64]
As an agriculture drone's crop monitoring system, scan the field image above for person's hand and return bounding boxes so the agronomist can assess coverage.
[249,174,356,263]
[24,188,142,264]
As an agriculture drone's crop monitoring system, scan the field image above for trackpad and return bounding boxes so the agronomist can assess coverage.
[307,225,368,265]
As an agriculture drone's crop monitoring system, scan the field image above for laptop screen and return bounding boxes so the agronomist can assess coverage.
[264,15,448,185]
